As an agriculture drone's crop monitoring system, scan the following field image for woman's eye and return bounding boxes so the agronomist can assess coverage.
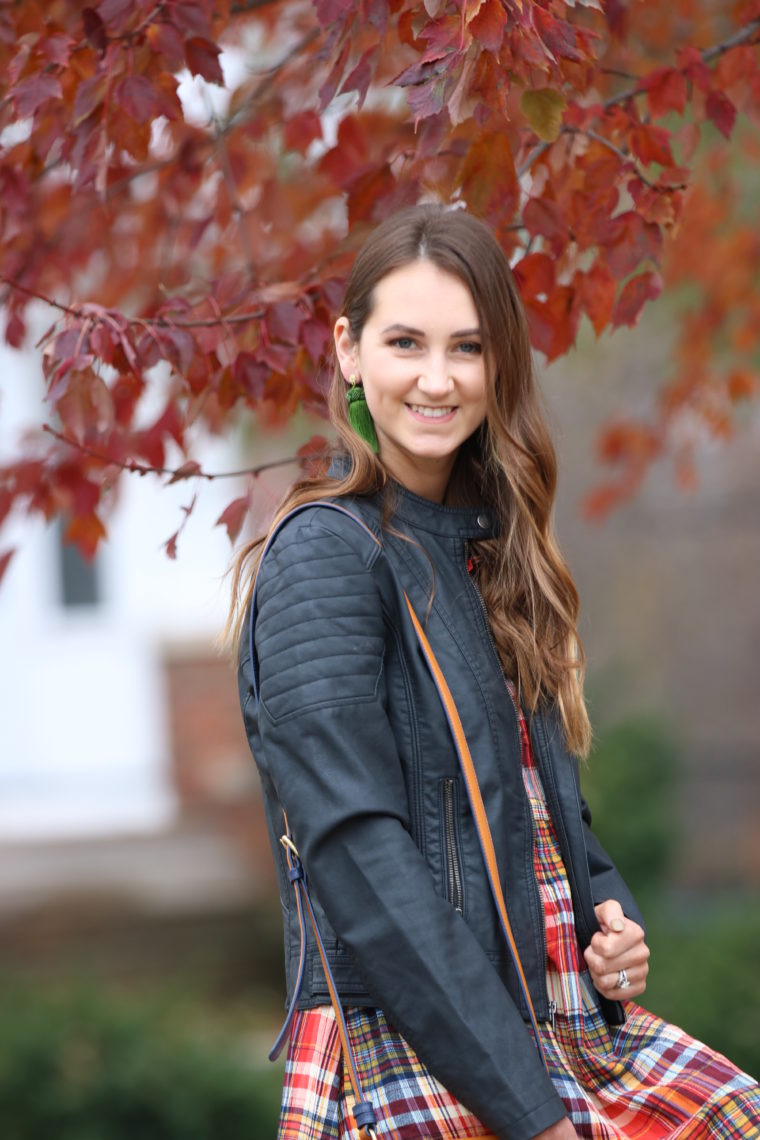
[456,341,482,355]
[390,337,416,350]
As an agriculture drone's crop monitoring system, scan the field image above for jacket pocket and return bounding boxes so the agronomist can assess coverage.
[440,777,465,915]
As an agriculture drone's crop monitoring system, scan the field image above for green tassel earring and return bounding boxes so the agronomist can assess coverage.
[346,375,379,453]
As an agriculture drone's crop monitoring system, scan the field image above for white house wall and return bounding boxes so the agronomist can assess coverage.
[0,313,245,840]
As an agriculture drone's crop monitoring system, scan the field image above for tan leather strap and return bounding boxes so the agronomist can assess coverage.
[403,595,549,1069]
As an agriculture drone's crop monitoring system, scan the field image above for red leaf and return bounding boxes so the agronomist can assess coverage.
[612,271,663,328]
[523,197,570,257]
[0,549,15,585]
[146,19,185,67]
[630,123,673,168]
[284,111,323,152]
[233,352,268,399]
[216,494,250,545]
[459,132,517,217]
[184,37,224,85]
[159,327,195,373]
[165,530,179,560]
[468,0,507,53]
[533,8,584,63]
[642,67,687,118]
[14,74,63,118]
[706,89,737,139]
[340,46,378,110]
[318,38,352,112]
[5,312,26,348]
[267,302,304,345]
[314,0,354,24]
[676,47,711,92]
[83,7,107,54]
[577,262,616,336]
[524,286,580,362]
[513,252,555,300]
[168,461,202,484]
[98,0,133,27]
[116,75,158,124]
[605,212,662,279]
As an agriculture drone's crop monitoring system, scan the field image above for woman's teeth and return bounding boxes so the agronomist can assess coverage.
[409,405,454,418]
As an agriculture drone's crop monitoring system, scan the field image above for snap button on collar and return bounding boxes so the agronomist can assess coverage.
[477,513,490,529]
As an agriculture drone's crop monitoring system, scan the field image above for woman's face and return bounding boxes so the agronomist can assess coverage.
[334,259,488,502]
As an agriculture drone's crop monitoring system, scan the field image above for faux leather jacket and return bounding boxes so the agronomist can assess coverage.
[238,481,645,1140]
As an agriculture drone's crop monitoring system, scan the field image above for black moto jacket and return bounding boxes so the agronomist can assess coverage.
[238,481,644,1140]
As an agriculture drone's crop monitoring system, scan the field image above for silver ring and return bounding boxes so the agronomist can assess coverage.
[616,968,631,990]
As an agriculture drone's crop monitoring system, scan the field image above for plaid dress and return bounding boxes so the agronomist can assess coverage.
[277,705,760,1139]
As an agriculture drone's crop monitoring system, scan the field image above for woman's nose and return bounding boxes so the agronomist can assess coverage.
[416,358,453,396]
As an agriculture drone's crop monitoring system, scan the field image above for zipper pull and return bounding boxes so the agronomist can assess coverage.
[547,999,557,1031]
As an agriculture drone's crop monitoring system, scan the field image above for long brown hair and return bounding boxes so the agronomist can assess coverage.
[225,204,591,757]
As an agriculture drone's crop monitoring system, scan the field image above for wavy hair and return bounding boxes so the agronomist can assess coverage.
[224,204,591,757]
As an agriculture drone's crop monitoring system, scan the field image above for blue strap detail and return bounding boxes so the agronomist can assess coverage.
[353,1101,378,1130]
[267,836,307,1063]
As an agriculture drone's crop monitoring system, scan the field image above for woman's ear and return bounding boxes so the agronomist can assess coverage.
[333,317,357,382]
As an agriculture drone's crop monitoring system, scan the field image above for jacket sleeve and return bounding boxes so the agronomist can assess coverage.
[248,510,567,1140]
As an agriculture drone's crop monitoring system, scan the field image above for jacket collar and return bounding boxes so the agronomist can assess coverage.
[327,453,498,540]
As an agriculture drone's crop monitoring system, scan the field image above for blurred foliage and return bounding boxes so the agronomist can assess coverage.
[581,714,760,1082]
[0,983,282,1140]
[642,897,760,1082]
[582,716,679,901]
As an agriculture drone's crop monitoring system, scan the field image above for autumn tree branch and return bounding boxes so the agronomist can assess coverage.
[42,425,307,482]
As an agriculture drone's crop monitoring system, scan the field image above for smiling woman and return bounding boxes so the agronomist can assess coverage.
[226,204,760,1140]
[334,260,488,502]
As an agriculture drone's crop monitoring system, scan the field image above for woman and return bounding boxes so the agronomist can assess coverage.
[228,205,760,1139]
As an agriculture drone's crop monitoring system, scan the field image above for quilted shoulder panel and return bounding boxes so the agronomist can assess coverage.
[255,511,385,722]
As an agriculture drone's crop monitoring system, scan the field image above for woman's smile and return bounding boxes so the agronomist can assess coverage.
[406,403,457,421]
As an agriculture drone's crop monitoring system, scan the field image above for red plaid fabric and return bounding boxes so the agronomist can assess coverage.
[277,704,760,1139]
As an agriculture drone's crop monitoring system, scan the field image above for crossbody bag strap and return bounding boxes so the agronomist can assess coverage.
[403,597,549,1070]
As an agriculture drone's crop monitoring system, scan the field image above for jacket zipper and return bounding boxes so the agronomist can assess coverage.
[442,778,464,914]
[466,550,550,1020]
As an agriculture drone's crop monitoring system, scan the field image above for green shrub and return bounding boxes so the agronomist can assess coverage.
[0,985,282,1140]
[641,897,760,1082]
[582,717,679,900]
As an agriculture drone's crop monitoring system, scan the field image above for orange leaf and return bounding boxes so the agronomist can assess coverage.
[458,132,517,217]
[578,262,616,336]
[467,0,507,52]
[630,123,673,168]
[612,271,663,328]
[727,370,758,402]
[64,512,106,560]
[513,251,555,299]
[642,67,687,118]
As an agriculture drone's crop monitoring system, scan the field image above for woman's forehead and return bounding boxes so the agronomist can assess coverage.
[366,260,479,329]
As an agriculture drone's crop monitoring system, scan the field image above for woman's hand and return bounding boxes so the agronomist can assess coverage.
[583,899,650,1001]
[533,1118,580,1138]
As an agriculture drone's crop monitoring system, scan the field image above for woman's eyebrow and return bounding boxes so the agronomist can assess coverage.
[381,323,481,338]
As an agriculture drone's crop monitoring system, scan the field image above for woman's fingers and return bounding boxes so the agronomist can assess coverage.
[584,901,650,1000]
